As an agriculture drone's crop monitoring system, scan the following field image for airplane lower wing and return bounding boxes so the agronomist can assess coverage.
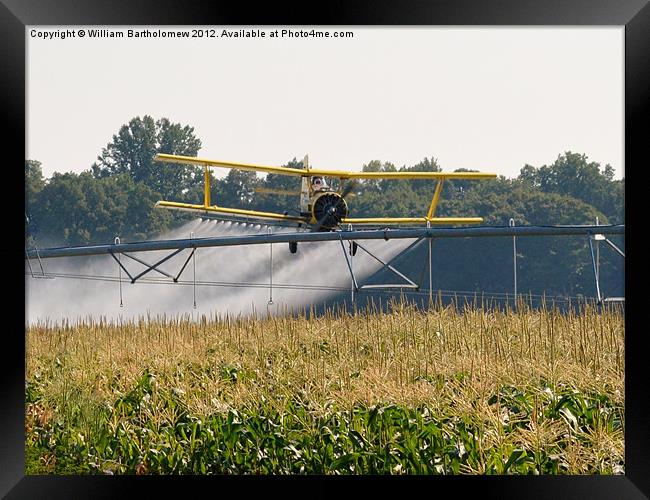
[155,201,305,222]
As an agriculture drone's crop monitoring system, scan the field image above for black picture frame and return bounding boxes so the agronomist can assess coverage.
[4,1,647,497]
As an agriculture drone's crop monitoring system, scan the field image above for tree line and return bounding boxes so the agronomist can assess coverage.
[25,116,624,299]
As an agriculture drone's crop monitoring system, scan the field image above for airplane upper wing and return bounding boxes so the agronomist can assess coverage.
[155,153,497,180]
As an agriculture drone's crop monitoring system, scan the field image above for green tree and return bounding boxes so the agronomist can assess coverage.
[32,171,169,246]
[26,160,45,210]
[25,159,46,247]
[91,116,203,200]
[219,169,260,209]
[360,160,397,193]
[399,156,441,194]
[255,157,305,214]
[517,152,623,223]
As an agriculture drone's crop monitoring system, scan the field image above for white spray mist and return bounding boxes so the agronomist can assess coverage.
[26,219,418,325]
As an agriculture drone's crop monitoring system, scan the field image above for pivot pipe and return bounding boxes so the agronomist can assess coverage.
[26,225,625,260]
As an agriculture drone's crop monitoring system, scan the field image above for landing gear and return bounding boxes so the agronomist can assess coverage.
[289,241,298,254]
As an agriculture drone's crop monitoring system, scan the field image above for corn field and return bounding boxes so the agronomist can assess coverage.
[25,299,624,474]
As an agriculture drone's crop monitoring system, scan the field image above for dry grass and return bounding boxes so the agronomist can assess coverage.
[27,300,624,411]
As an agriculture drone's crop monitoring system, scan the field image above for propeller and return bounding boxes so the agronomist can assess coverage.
[312,180,359,231]
[314,205,338,232]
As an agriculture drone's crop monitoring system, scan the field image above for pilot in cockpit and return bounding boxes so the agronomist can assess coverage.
[310,176,329,193]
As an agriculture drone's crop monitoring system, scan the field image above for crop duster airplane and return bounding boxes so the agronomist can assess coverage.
[154,153,497,253]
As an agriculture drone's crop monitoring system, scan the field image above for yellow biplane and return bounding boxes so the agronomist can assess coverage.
[154,153,496,251]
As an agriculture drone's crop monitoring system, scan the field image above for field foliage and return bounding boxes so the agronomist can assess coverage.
[25,300,624,474]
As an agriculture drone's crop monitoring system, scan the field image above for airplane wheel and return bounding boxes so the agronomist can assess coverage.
[289,241,298,254]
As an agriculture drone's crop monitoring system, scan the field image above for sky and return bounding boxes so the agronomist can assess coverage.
[26,26,624,181]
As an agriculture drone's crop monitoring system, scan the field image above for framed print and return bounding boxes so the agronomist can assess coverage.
[4,0,647,497]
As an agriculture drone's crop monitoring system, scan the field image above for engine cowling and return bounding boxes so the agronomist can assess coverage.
[311,192,348,230]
